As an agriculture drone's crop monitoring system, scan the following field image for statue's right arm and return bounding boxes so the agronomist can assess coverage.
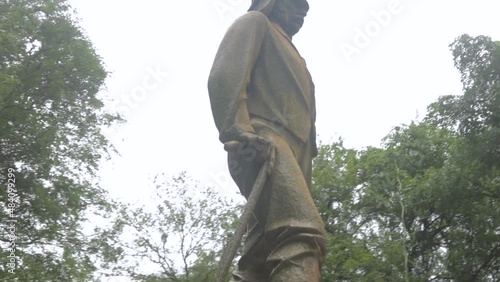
[208,12,269,144]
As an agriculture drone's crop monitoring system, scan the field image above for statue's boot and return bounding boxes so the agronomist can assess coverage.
[231,254,321,282]
[268,255,321,282]
[266,231,323,282]
[231,230,324,282]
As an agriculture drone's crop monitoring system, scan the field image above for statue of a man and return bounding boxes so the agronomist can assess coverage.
[208,0,326,280]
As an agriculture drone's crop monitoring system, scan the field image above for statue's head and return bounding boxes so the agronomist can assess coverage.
[249,0,310,37]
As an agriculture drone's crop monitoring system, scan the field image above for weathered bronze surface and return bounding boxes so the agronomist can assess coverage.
[208,0,326,280]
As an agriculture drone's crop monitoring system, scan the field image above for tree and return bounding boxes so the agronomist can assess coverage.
[428,34,500,166]
[114,172,241,282]
[425,34,500,281]
[312,140,390,282]
[313,129,450,282]
[0,0,122,280]
[315,123,499,281]
[313,34,499,281]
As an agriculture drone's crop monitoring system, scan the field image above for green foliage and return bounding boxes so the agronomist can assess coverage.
[314,34,499,281]
[0,0,122,280]
[428,34,500,167]
[114,173,242,282]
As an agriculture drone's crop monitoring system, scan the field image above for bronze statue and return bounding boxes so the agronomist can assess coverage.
[208,0,326,280]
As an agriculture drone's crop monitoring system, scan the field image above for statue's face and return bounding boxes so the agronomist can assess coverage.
[271,0,310,37]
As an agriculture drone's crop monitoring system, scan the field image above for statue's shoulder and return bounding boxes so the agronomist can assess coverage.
[229,11,270,31]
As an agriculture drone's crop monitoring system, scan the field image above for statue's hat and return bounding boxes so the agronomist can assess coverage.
[249,0,276,16]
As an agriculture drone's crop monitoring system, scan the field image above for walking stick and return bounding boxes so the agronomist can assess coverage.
[215,141,271,282]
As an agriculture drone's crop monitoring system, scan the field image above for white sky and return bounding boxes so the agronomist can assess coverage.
[66,0,500,203]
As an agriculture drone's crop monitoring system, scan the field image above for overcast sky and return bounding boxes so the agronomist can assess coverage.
[66,0,500,203]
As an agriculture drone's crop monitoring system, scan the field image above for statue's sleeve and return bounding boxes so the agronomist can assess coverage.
[208,12,269,143]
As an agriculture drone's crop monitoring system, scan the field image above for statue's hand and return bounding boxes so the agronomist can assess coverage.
[224,132,276,175]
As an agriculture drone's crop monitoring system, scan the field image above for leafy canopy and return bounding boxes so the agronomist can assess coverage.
[0,0,121,280]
